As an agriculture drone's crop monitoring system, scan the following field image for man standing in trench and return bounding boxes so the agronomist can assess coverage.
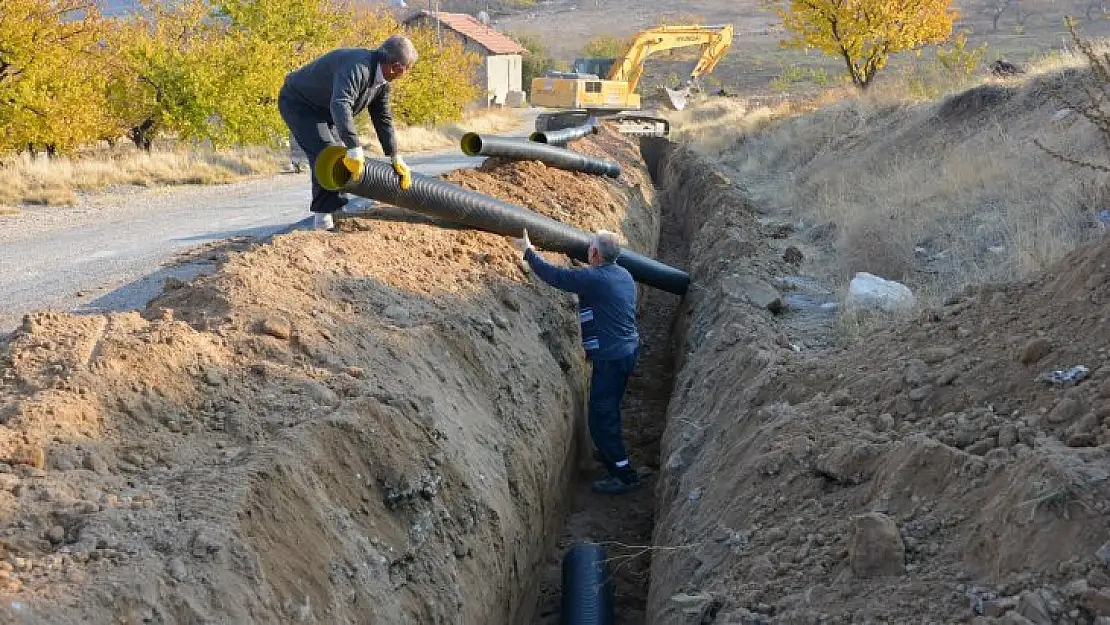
[278,35,417,231]
[512,228,642,495]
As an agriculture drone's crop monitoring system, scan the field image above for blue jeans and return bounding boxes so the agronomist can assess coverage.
[589,349,638,482]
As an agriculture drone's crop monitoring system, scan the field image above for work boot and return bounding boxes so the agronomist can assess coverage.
[591,473,641,496]
[313,213,335,231]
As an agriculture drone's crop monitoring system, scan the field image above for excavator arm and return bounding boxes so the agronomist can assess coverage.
[608,24,734,96]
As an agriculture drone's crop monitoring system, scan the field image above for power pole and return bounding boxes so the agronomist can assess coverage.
[434,0,442,51]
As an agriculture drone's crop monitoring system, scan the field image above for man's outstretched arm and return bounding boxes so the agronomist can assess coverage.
[512,229,593,295]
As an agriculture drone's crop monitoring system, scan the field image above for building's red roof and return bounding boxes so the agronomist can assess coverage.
[403,10,526,55]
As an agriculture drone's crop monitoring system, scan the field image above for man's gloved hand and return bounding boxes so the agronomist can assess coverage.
[511,228,533,255]
[392,155,412,190]
[342,146,364,180]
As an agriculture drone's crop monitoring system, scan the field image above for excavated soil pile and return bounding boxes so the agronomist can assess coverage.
[648,145,1110,625]
[0,127,658,624]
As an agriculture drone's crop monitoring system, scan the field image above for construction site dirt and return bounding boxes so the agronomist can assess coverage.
[4,106,1110,625]
[0,127,667,624]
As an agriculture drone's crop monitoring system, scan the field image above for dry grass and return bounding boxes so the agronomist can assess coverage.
[0,109,525,214]
[363,109,523,154]
[0,146,283,212]
[672,63,1110,306]
[661,98,800,154]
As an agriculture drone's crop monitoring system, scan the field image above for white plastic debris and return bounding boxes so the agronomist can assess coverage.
[1036,365,1090,387]
[845,272,917,314]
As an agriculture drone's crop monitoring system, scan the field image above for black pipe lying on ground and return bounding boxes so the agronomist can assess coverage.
[560,542,614,625]
[529,124,598,146]
[315,146,688,295]
[460,132,621,178]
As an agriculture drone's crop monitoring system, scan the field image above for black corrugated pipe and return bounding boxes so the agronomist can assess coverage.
[460,133,621,178]
[316,146,688,295]
[560,542,614,625]
[529,124,598,146]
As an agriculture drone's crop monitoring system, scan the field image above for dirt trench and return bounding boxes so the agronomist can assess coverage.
[529,143,689,624]
[0,127,675,625]
[645,143,1110,625]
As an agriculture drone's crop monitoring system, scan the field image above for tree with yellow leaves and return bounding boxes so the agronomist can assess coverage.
[0,0,111,153]
[768,0,958,90]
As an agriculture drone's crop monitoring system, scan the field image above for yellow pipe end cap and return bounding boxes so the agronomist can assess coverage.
[315,145,351,191]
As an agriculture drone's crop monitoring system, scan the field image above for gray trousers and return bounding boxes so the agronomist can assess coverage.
[278,89,347,214]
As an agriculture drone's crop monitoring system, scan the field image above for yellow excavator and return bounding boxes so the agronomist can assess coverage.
[530,23,734,136]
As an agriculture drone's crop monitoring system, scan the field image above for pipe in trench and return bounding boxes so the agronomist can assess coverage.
[315,146,689,295]
[560,542,614,625]
[529,124,598,146]
[460,133,621,178]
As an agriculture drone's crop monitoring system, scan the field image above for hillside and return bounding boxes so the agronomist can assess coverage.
[498,0,1110,98]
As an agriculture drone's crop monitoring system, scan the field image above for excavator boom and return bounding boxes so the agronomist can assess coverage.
[609,24,734,96]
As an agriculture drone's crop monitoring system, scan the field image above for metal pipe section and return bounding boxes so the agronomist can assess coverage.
[316,146,688,295]
[560,542,614,625]
[529,124,598,146]
[460,133,621,178]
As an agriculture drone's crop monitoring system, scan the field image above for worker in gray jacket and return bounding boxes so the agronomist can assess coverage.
[278,35,418,231]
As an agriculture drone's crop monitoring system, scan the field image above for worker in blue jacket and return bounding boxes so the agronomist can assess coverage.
[513,228,642,495]
[278,35,417,231]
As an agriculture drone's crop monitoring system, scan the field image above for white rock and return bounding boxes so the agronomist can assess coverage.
[845,272,916,314]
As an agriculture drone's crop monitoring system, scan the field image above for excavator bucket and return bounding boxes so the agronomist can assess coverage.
[662,85,691,110]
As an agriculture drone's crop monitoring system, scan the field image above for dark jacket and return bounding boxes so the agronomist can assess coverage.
[524,249,639,361]
[281,47,396,156]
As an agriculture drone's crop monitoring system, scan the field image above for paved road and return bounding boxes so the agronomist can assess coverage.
[0,148,494,335]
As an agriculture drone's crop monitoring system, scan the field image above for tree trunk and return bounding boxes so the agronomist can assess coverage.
[128,118,156,152]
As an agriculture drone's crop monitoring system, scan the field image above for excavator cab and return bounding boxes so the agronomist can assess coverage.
[572,57,617,78]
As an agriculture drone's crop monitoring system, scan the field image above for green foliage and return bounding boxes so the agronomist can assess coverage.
[768,62,829,92]
[582,34,631,59]
[515,32,565,93]
[936,30,988,77]
[900,30,989,100]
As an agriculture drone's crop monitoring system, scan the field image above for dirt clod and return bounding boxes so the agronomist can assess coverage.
[1018,338,1053,365]
[259,316,292,339]
[849,513,905,577]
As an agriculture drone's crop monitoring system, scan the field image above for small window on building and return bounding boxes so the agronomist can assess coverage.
[585,82,602,93]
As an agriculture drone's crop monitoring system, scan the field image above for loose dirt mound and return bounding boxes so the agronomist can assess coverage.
[0,128,657,624]
[649,145,1110,625]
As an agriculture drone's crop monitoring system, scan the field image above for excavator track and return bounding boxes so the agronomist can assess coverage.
[609,113,670,138]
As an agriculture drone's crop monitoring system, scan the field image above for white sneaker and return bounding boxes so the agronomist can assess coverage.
[313,213,335,231]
